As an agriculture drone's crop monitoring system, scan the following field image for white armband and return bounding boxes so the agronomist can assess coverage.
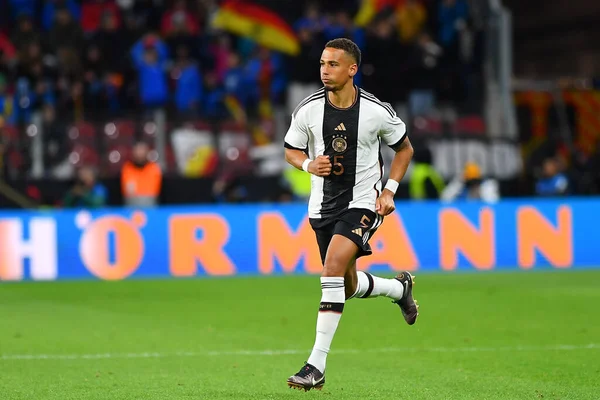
[384,179,399,194]
[301,158,312,173]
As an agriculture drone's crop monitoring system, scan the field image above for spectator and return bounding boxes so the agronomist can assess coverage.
[323,10,365,49]
[205,33,232,83]
[294,3,326,34]
[120,12,144,54]
[438,0,468,55]
[268,50,287,104]
[11,14,40,60]
[82,43,108,111]
[223,52,245,104]
[47,6,84,54]
[131,33,169,67]
[0,33,16,67]
[165,9,199,60]
[409,147,445,200]
[13,77,37,124]
[40,104,68,172]
[8,0,37,20]
[363,15,402,105]
[535,156,569,197]
[81,1,121,34]
[0,74,15,125]
[14,41,43,80]
[126,0,165,32]
[212,175,248,204]
[121,141,162,207]
[42,0,81,32]
[55,45,84,118]
[203,72,228,120]
[161,0,199,37]
[195,0,219,33]
[134,41,168,109]
[243,46,274,115]
[91,11,128,73]
[172,44,202,115]
[282,162,311,201]
[441,161,499,203]
[583,142,600,194]
[323,10,366,86]
[396,0,427,44]
[62,166,108,208]
[0,136,7,180]
[406,31,442,116]
[287,25,323,114]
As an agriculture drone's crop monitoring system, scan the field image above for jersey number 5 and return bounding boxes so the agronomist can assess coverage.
[333,155,344,176]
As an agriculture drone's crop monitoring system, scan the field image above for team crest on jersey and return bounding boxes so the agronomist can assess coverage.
[332,135,348,153]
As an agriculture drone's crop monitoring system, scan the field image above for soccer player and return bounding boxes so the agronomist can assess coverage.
[283,38,418,391]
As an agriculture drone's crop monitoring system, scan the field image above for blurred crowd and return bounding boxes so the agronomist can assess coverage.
[0,0,484,126]
[0,0,491,207]
[2,0,592,208]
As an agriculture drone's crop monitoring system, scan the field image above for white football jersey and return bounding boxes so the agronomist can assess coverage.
[284,87,407,219]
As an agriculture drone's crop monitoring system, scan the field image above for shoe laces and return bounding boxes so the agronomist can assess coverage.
[296,363,315,378]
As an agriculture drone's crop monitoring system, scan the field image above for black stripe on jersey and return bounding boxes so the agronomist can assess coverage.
[292,88,325,118]
[362,92,396,118]
[361,90,395,115]
[374,137,383,198]
[361,95,395,118]
[388,134,407,152]
[320,90,360,217]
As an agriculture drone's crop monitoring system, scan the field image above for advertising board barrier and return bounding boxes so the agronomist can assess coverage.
[0,198,597,281]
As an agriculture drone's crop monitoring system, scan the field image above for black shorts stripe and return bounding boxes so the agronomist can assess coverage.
[361,95,395,118]
[319,302,345,313]
[373,214,383,230]
[292,88,325,118]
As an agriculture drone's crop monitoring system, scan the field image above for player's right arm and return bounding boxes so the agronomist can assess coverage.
[284,112,331,177]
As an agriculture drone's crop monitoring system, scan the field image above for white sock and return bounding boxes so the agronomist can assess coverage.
[351,271,404,300]
[307,277,345,373]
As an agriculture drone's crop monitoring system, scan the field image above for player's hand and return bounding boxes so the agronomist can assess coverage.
[308,155,332,177]
[376,190,396,216]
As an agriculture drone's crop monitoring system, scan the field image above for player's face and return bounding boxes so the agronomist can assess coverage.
[320,47,357,92]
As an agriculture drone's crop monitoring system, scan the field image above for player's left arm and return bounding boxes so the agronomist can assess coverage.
[377,107,414,216]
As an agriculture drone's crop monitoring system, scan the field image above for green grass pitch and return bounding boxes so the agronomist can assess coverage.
[1,270,599,399]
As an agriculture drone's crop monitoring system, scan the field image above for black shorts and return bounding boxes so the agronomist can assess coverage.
[309,208,384,264]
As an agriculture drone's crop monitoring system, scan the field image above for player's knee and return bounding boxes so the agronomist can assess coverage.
[322,259,346,277]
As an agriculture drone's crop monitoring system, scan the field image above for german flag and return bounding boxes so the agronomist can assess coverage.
[355,0,403,27]
[184,145,218,177]
[212,1,299,56]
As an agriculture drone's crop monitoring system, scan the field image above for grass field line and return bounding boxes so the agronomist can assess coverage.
[1,343,598,361]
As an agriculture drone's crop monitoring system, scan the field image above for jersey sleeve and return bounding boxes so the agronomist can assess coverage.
[284,110,309,151]
[378,105,407,151]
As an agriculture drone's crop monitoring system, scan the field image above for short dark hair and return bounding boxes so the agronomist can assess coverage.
[325,38,361,67]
